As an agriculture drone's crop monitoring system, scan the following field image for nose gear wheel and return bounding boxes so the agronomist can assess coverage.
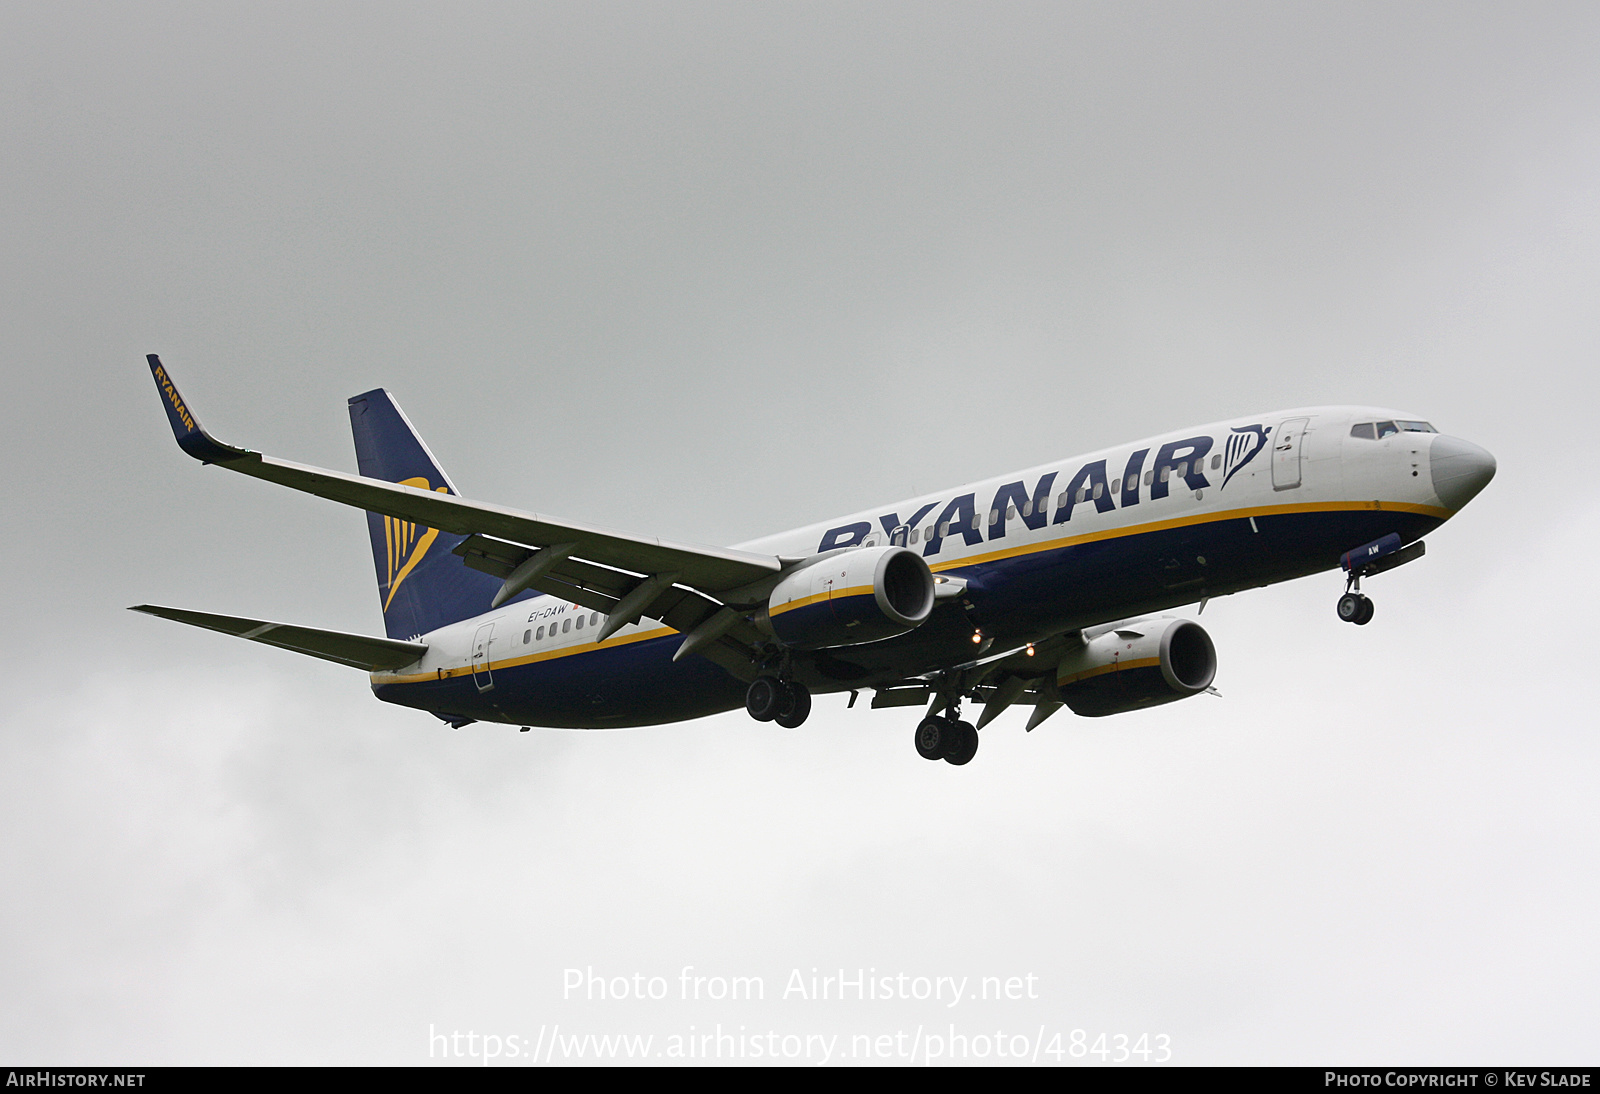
[1337,591,1374,626]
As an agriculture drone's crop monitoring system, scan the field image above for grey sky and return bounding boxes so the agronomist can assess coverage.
[2,2,1596,1064]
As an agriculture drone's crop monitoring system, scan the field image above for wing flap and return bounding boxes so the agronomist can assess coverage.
[453,534,640,601]
[130,605,428,671]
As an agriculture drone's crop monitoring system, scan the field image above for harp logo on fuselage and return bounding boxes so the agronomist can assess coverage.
[1219,425,1270,490]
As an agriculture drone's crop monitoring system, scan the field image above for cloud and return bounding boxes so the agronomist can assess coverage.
[4,1,1597,1064]
[5,497,1595,1061]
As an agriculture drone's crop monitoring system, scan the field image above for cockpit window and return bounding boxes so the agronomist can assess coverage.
[1350,423,1376,440]
[1376,420,1399,438]
[1397,420,1436,433]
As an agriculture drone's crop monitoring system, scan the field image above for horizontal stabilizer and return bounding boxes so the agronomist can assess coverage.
[129,605,428,671]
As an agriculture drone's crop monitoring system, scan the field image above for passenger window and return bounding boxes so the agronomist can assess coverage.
[575,615,584,630]
[1075,488,1087,503]
[910,528,919,544]
[1005,503,1015,519]
[1211,454,1221,469]
[939,522,950,537]
[1057,492,1068,508]
[523,629,531,644]
[1144,470,1154,485]
[989,508,1000,524]
[1159,467,1170,482]
[563,618,571,633]
[536,626,544,640]
[591,613,599,626]
[1092,483,1103,500]
[1350,423,1376,440]
[1111,478,1121,493]
[1376,421,1398,438]
[1177,461,1187,477]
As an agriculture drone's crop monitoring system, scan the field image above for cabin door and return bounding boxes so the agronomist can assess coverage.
[471,623,495,692]
[1273,417,1310,491]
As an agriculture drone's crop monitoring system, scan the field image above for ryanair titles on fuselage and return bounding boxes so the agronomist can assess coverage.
[815,427,1271,557]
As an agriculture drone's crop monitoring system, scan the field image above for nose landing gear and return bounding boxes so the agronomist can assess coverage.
[1336,532,1427,626]
[1337,589,1375,626]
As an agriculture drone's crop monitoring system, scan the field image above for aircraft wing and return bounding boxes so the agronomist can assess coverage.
[129,605,429,671]
[146,356,784,601]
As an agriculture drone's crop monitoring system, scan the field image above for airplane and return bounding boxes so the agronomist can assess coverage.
[135,355,1496,765]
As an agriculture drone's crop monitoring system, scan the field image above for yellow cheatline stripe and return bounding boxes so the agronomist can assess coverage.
[1059,656,1161,685]
[372,623,681,685]
[928,498,1452,574]
[375,498,1449,682]
[768,584,875,617]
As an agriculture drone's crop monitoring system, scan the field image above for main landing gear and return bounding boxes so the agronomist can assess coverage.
[914,714,980,766]
[745,676,812,729]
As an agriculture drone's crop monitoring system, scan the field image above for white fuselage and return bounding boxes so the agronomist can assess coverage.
[371,405,1485,728]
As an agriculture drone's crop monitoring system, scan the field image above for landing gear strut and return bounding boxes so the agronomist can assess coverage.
[746,676,812,728]
[914,714,979,765]
[1337,560,1376,625]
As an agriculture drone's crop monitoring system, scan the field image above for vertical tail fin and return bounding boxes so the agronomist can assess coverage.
[348,390,503,639]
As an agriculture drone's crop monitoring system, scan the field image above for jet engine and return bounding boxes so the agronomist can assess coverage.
[1056,617,1216,717]
[760,546,935,649]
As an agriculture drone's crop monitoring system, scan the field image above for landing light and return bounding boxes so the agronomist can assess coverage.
[1026,644,1035,656]
[971,631,983,644]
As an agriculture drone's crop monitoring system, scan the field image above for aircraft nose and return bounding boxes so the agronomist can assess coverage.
[1429,434,1497,511]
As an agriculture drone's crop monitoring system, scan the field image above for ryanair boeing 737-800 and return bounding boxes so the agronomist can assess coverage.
[135,355,1495,765]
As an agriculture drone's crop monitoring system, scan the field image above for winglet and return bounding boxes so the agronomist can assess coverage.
[146,355,251,463]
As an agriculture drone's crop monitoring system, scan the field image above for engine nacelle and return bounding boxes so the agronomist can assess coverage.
[760,546,935,649]
[1055,617,1217,717]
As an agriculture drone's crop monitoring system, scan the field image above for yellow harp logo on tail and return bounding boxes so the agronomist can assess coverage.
[383,477,451,612]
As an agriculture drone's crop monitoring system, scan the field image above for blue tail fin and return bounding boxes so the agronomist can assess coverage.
[347,390,503,640]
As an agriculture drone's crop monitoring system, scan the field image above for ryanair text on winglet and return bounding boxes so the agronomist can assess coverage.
[152,364,196,433]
